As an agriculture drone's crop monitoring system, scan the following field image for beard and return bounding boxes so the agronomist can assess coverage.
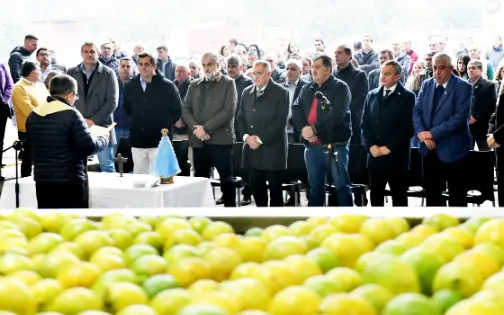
[205,70,218,80]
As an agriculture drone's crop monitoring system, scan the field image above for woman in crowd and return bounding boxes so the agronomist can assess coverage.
[219,45,230,58]
[457,55,471,81]
[406,60,427,95]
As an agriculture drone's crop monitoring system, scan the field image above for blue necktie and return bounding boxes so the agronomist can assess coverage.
[431,85,445,121]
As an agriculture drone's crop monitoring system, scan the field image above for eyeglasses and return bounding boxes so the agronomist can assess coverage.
[73,92,79,100]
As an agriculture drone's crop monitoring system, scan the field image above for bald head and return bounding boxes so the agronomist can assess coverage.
[175,64,190,82]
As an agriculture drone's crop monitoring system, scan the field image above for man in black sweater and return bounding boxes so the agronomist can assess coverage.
[333,45,369,205]
[227,54,254,206]
[123,52,182,174]
[26,74,109,209]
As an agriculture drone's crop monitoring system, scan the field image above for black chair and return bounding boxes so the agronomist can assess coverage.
[172,139,190,176]
[384,147,426,205]
[282,143,307,206]
[210,143,244,206]
[442,150,496,206]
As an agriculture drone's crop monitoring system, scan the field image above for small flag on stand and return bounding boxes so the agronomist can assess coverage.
[152,129,180,184]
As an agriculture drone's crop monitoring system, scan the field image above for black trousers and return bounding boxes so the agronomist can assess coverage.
[423,150,468,207]
[36,180,89,209]
[472,136,491,151]
[18,131,32,178]
[369,168,408,207]
[0,107,8,176]
[249,168,284,207]
[496,148,504,206]
[193,144,236,207]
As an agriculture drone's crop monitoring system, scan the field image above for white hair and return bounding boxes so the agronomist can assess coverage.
[432,52,453,67]
[285,59,302,71]
[253,60,272,72]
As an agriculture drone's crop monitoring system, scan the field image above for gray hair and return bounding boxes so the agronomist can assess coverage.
[201,52,220,64]
[176,63,190,72]
[285,59,302,71]
[44,71,62,89]
[468,59,483,70]
[382,60,402,76]
[432,52,453,67]
[253,60,272,72]
[49,74,78,97]
[227,54,244,67]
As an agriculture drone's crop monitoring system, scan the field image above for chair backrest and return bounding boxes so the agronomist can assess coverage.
[284,143,308,183]
[408,147,424,187]
[466,150,495,202]
[232,142,247,178]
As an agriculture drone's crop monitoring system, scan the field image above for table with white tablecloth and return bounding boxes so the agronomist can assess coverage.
[0,173,216,208]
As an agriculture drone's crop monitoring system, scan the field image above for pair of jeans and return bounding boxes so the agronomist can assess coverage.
[112,127,130,157]
[97,144,116,173]
[304,144,352,206]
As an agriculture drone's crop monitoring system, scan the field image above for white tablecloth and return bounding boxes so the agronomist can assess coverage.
[0,173,216,208]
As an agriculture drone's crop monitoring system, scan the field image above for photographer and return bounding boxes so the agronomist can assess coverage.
[26,74,109,209]
[291,54,353,206]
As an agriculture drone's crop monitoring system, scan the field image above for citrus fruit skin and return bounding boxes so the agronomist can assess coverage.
[268,286,320,315]
[423,214,460,231]
[361,256,420,295]
[382,293,441,315]
[431,289,464,313]
[475,219,504,247]
[318,293,377,315]
[432,261,485,298]
[350,284,394,313]
[400,247,444,295]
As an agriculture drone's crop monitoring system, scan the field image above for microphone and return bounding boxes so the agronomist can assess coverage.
[315,91,331,110]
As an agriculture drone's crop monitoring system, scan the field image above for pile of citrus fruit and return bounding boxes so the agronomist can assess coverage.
[2,210,504,314]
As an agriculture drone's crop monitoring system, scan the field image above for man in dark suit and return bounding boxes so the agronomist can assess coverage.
[67,42,119,173]
[284,59,308,143]
[236,60,290,207]
[467,59,498,151]
[227,54,254,206]
[333,45,369,200]
[292,54,353,207]
[182,52,238,207]
[362,60,415,206]
[174,64,193,176]
[413,52,473,207]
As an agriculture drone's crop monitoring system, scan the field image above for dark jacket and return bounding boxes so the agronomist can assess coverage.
[470,77,498,137]
[114,77,131,131]
[234,74,254,117]
[334,64,369,145]
[285,79,308,138]
[67,62,119,145]
[292,75,352,145]
[98,56,119,75]
[156,58,176,81]
[367,69,380,91]
[26,96,108,183]
[8,46,32,83]
[272,68,285,84]
[362,84,416,170]
[237,79,290,170]
[493,83,504,143]
[353,50,379,74]
[123,71,182,148]
[182,73,237,147]
[174,78,192,135]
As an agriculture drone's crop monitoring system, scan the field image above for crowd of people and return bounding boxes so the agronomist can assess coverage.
[0,33,503,208]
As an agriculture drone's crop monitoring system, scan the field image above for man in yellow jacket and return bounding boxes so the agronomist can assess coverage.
[11,61,49,177]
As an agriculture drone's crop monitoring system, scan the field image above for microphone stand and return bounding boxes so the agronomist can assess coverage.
[319,98,339,206]
[2,140,24,208]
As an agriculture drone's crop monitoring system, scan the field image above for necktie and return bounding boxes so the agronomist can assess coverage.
[385,89,391,98]
[431,85,445,122]
[256,89,264,98]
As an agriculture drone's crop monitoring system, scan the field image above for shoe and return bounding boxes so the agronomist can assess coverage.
[240,196,252,206]
[216,197,225,205]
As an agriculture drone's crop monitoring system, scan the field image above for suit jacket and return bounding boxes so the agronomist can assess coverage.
[237,79,289,170]
[413,74,472,163]
[334,64,369,145]
[182,73,237,147]
[67,62,119,145]
[470,77,497,137]
[362,84,416,170]
[286,79,308,139]
[492,81,504,143]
